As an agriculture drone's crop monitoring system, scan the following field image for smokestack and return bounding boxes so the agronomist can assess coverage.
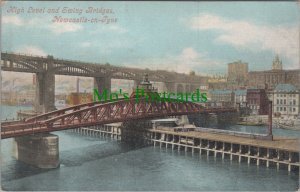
[76,78,79,93]
[268,100,273,140]
[33,74,36,85]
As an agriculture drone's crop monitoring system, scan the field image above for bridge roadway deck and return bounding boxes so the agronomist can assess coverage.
[149,129,300,152]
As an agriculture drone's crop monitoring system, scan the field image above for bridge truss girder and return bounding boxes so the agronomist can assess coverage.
[1,98,236,139]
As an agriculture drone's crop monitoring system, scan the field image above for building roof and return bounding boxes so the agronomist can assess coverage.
[151,118,178,122]
[210,90,233,95]
[234,90,247,96]
[275,84,298,92]
[249,69,300,74]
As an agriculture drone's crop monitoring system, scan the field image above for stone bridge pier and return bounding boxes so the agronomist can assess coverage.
[13,133,60,169]
[35,59,56,113]
[121,120,153,146]
[164,82,176,93]
[94,76,111,94]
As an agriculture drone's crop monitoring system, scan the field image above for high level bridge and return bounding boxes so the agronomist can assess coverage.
[1,52,208,112]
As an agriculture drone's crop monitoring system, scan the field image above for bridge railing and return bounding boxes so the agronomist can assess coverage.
[1,52,208,83]
[1,121,44,137]
[1,98,237,139]
[26,100,235,124]
[1,51,49,59]
[25,99,127,122]
[1,119,23,125]
[42,99,235,126]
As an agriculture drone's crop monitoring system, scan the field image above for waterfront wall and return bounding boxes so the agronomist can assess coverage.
[188,112,238,128]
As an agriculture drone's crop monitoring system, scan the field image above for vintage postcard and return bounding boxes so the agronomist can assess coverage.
[1,1,299,191]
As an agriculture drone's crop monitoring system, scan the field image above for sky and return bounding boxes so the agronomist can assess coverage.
[1,1,299,78]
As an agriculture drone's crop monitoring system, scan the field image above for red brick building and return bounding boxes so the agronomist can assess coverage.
[246,89,269,115]
[67,93,93,106]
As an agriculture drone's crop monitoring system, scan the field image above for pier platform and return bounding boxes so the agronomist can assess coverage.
[150,129,300,152]
[149,129,300,172]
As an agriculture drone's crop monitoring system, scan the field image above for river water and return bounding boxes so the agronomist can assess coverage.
[1,105,299,191]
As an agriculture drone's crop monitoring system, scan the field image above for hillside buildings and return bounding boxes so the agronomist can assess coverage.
[248,55,300,89]
[227,60,248,86]
[269,84,300,117]
[246,89,269,115]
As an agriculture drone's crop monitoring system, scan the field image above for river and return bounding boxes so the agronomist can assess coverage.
[1,105,299,191]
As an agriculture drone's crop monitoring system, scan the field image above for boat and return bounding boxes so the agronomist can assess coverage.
[237,122,265,126]
[273,118,300,130]
[55,100,68,109]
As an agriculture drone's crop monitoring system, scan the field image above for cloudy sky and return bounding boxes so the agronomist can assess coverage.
[2,1,299,76]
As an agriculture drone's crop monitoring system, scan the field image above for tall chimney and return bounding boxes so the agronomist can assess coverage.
[76,78,80,93]
[33,74,36,85]
[268,100,273,140]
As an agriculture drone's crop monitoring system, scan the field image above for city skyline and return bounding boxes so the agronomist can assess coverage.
[0,53,296,89]
[1,1,299,76]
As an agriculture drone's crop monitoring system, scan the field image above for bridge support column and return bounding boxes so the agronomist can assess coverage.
[176,83,185,93]
[185,84,191,92]
[94,77,111,95]
[190,84,199,92]
[13,133,60,169]
[164,82,176,93]
[35,59,55,113]
[121,120,152,146]
[133,80,139,88]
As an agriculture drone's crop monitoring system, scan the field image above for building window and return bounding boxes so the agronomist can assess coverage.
[280,107,282,111]
[277,107,279,111]
[284,107,286,111]
[293,100,296,105]
[293,108,296,112]
[284,99,286,105]
[280,99,283,104]
[277,99,279,104]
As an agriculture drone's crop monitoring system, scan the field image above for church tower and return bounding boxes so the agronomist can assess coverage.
[272,54,283,70]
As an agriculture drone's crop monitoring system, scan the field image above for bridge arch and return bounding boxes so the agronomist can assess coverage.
[177,84,184,93]
[190,84,199,92]
[110,71,137,80]
[2,59,40,72]
[53,65,95,76]
[185,84,191,92]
